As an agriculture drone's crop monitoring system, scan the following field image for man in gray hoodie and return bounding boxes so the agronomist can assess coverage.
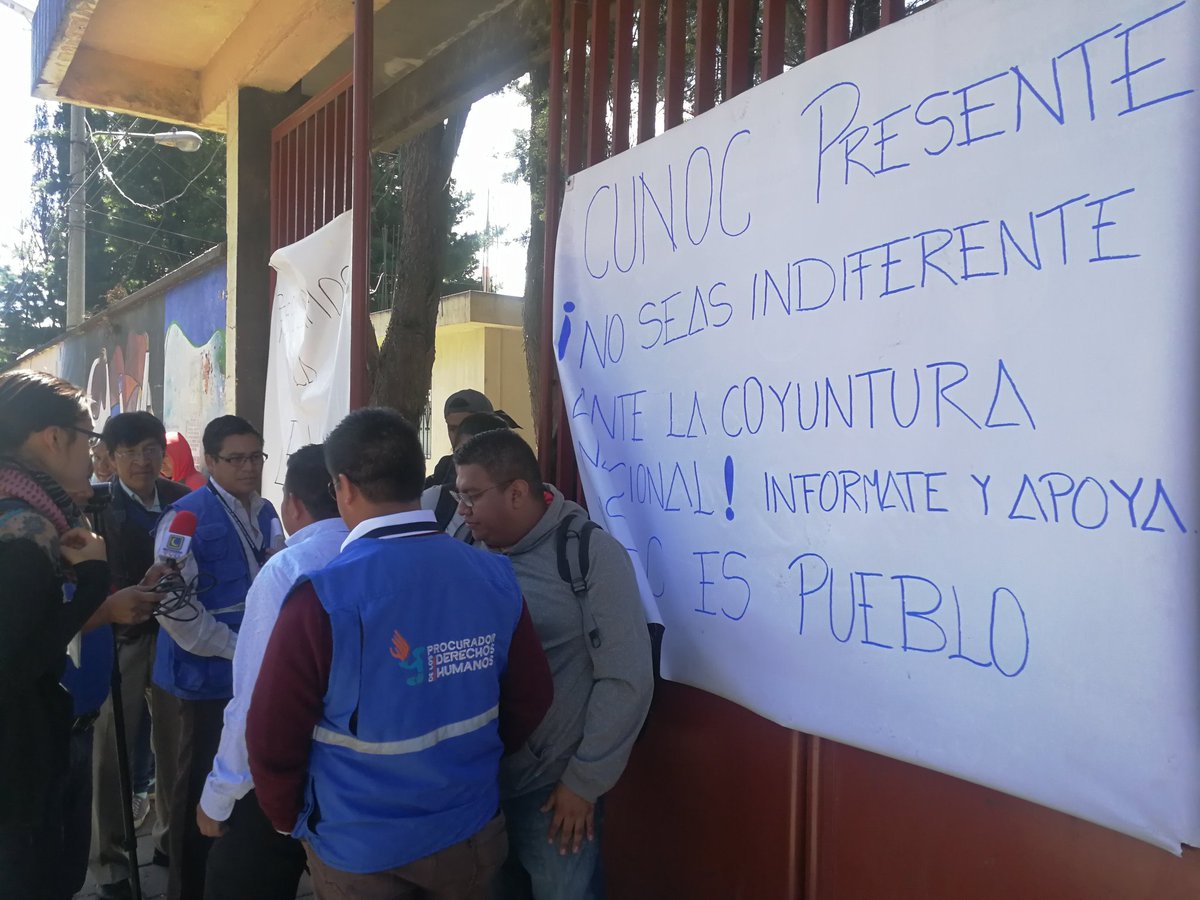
[453,429,653,900]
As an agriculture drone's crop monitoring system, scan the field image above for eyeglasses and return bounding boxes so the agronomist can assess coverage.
[449,480,514,510]
[68,425,103,448]
[113,445,164,462]
[215,452,268,468]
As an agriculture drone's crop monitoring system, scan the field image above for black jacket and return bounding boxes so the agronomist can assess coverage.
[0,502,110,826]
[98,477,190,639]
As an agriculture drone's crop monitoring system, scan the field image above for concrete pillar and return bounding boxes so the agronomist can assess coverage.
[224,86,304,428]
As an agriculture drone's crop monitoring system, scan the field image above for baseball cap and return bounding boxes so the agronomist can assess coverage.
[444,389,494,418]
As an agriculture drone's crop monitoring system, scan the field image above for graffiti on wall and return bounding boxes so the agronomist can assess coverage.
[11,255,227,469]
[163,265,228,465]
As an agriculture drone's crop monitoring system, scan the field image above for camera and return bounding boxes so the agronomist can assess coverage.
[85,481,114,515]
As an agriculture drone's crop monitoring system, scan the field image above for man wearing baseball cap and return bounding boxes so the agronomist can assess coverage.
[427,390,520,490]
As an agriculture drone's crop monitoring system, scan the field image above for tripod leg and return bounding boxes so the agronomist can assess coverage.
[109,636,144,900]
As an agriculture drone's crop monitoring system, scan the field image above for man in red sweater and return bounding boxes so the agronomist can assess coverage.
[246,409,552,900]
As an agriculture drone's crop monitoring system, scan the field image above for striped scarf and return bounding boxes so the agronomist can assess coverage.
[0,458,84,563]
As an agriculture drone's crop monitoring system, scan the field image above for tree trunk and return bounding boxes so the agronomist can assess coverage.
[370,110,469,421]
[521,63,550,436]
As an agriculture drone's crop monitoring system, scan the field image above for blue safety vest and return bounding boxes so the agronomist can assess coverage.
[296,525,522,874]
[152,484,278,700]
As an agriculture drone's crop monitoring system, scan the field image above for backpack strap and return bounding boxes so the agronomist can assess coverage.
[433,484,459,531]
[556,514,602,649]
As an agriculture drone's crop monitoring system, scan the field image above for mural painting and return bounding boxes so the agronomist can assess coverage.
[6,251,227,470]
[163,264,228,466]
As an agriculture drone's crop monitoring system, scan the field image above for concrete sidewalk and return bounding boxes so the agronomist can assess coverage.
[74,801,313,900]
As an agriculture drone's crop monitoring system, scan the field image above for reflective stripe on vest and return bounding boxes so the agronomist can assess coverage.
[312,704,498,757]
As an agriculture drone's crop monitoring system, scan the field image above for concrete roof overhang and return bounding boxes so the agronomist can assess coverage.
[32,0,548,143]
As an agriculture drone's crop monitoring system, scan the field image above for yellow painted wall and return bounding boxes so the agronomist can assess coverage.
[429,325,535,464]
[371,292,535,467]
[429,327,487,463]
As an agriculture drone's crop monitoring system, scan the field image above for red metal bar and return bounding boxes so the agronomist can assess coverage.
[319,106,328,225]
[288,130,298,246]
[335,91,346,215]
[694,0,717,114]
[664,0,685,129]
[761,0,786,80]
[880,0,905,26]
[309,115,319,235]
[350,0,372,409]
[566,1,588,175]
[611,0,635,154]
[537,0,565,468]
[726,0,754,98]
[587,0,609,164]
[269,141,279,254]
[300,120,311,237]
[804,736,823,900]
[635,0,658,144]
[806,0,828,59]
[827,0,849,50]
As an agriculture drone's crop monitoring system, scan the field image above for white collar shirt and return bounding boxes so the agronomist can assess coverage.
[198,516,350,821]
[341,509,439,551]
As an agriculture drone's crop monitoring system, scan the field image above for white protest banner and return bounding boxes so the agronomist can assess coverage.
[262,211,353,509]
[553,0,1200,853]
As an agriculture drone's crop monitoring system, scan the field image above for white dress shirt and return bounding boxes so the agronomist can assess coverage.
[198,515,349,821]
[118,478,161,512]
[154,481,283,660]
[341,508,439,550]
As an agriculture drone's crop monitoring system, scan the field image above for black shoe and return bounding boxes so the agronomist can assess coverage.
[152,848,170,867]
[98,881,135,900]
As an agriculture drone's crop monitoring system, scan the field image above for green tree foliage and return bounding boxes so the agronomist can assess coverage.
[0,104,226,362]
[369,151,496,312]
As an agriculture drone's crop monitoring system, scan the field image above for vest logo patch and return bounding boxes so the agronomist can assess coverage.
[389,629,497,685]
[390,630,425,685]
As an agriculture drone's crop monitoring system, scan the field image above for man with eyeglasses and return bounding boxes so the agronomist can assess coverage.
[152,415,281,900]
[453,429,653,900]
[89,412,191,900]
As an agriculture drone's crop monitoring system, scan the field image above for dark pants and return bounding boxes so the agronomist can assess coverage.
[304,812,507,900]
[0,724,95,900]
[158,692,228,900]
[92,632,162,886]
[204,790,306,900]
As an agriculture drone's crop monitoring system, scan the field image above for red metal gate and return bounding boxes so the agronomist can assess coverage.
[269,72,354,257]
[536,2,1200,897]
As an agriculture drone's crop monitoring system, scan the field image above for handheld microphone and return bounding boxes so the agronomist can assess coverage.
[159,510,198,565]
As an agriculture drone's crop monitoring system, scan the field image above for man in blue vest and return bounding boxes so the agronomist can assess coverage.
[152,415,281,900]
[247,408,552,900]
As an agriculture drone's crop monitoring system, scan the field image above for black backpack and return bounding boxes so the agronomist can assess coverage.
[461,510,665,695]
[555,513,665,728]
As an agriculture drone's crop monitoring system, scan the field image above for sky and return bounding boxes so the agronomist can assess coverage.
[0,6,39,268]
[0,3,532,295]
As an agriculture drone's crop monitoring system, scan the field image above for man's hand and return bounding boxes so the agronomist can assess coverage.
[59,528,107,565]
[99,587,159,626]
[139,561,178,589]
[196,804,228,838]
[541,782,594,856]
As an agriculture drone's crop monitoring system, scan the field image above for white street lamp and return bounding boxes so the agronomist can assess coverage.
[67,126,206,328]
[90,129,204,153]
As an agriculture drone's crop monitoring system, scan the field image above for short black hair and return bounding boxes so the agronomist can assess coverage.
[454,428,542,492]
[202,415,262,458]
[103,411,166,453]
[0,370,89,455]
[457,412,512,443]
[324,408,425,503]
[283,444,339,520]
